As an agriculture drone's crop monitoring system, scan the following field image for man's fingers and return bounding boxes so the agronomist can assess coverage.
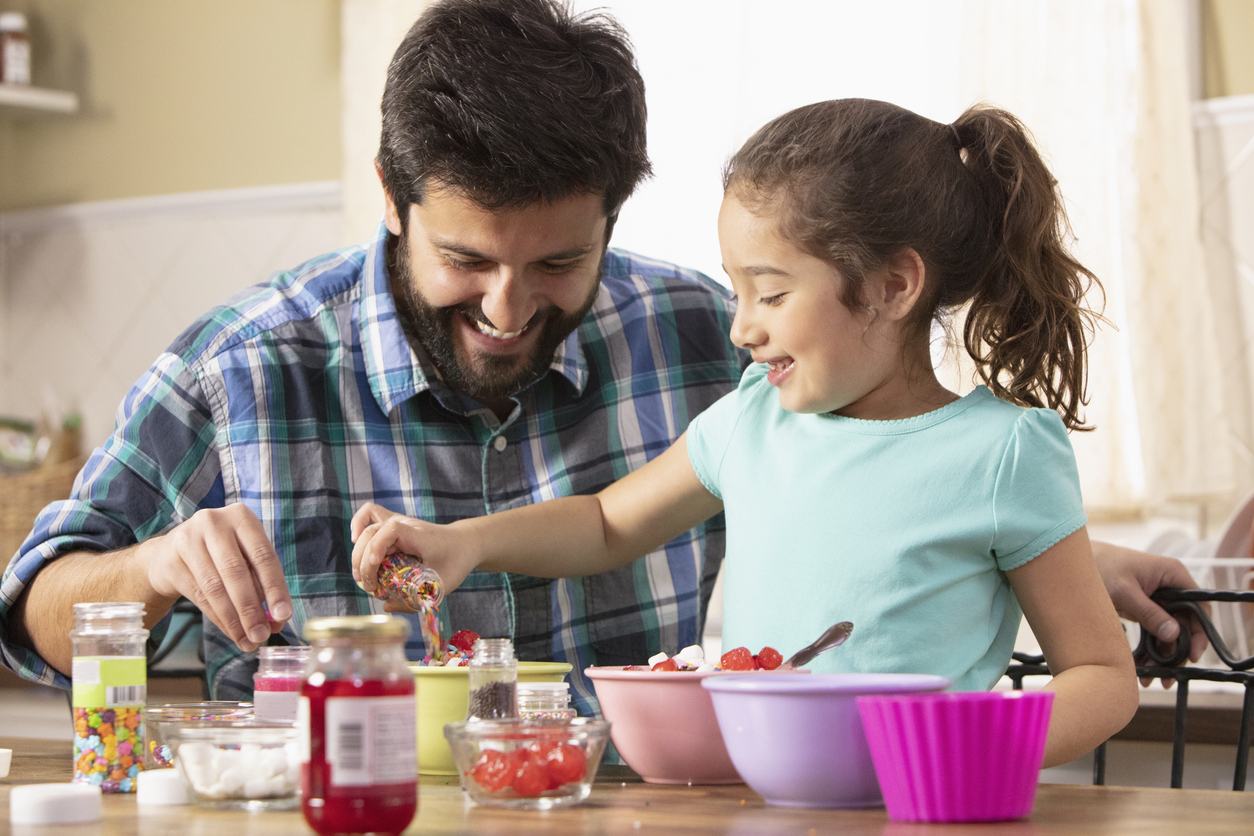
[202,524,272,646]
[234,517,292,624]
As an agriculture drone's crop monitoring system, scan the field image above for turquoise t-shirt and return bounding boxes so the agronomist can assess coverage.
[687,364,1086,691]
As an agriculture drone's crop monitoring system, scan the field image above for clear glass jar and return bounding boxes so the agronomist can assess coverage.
[516,681,576,720]
[300,615,416,836]
[466,638,517,721]
[253,645,312,722]
[371,554,446,659]
[70,602,149,793]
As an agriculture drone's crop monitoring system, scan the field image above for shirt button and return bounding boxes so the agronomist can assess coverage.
[493,436,507,452]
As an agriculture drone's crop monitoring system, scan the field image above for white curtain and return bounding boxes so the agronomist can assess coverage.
[342,0,1234,523]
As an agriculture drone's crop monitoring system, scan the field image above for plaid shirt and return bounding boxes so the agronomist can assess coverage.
[0,224,745,719]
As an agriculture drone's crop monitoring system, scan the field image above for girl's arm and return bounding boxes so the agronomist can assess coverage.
[350,432,724,598]
[1007,526,1139,767]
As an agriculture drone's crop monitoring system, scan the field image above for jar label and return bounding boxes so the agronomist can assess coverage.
[324,695,417,787]
[71,656,146,708]
[254,689,301,722]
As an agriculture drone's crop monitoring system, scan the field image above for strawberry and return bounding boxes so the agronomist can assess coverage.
[469,749,515,792]
[511,751,550,797]
[755,646,783,671]
[651,658,679,672]
[544,742,587,787]
[449,630,480,654]
[720,646,756,671]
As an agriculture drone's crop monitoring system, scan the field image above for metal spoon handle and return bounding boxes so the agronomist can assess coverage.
[783,621,853,669]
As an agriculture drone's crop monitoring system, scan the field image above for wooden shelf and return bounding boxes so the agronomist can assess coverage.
[0,83,77,115]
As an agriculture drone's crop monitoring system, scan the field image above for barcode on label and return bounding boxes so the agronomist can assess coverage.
[105,685,146,706]
[336,722,364,771]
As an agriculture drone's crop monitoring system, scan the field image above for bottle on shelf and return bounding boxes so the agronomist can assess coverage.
[0,12,30,86]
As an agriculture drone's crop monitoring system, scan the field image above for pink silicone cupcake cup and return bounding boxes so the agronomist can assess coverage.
[857,690,1054,822]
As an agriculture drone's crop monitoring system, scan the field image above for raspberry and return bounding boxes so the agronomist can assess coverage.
[651,658,679,672]
[449,630,480,654]
[720,646,756,671]
[755,646,783,670]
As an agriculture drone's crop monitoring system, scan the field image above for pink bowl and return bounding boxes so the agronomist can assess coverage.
[585,666,808,784]
[703,673,950,808]
[857,690,1054,822]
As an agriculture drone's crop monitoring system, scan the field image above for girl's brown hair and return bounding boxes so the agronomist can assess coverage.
[723,99,1102,431]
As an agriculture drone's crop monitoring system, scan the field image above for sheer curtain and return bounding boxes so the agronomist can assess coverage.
[341,0,1232,522]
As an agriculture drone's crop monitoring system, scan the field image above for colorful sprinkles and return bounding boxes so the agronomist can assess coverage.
[73,706,143,792]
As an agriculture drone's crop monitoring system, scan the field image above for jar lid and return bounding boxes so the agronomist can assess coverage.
[0,13,26,33]
[517,681,569,694]
[303,614,411,641]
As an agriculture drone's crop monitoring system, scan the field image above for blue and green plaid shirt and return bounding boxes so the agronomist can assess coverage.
[0,223,745,719]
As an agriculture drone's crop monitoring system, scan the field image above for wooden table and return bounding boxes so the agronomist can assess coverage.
[3,736,1252,834]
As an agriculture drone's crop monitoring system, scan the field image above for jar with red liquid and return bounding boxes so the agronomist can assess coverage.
[253,644,311,722]
[300,616,416,835]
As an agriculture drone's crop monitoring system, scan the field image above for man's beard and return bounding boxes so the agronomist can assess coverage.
[390,236,601,405]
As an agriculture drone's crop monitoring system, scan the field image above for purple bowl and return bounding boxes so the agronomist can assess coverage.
[702,673,950,808]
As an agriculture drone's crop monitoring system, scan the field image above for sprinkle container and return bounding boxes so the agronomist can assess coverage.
[70,602,149,793]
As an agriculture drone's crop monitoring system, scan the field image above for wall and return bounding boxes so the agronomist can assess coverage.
[0,0,340,210]
[1202,0,1254,98]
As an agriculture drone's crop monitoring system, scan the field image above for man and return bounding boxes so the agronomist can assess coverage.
[0,0,1201,718]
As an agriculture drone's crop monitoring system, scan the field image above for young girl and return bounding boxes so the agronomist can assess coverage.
[351,99,1138,767]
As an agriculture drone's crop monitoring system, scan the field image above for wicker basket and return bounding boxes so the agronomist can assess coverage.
[1,455,88,561]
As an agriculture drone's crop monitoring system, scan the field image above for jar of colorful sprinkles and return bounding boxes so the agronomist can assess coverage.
[70,602,148,793]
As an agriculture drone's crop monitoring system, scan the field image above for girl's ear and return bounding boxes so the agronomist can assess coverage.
[877,248,927,321]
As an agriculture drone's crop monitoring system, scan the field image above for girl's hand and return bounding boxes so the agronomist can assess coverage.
[349,503,477,600]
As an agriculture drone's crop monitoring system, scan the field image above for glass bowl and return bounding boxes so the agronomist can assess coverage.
[444,717,610,810]
[161,719,300,811]
[144,702,253,769]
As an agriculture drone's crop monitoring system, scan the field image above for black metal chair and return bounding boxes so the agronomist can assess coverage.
[1004,587,1254,790]
[146,598,210,700]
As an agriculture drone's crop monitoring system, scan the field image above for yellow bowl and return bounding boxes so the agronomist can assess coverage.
[410,661,573,775]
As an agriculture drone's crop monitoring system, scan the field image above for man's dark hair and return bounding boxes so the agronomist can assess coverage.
[377,0,651,233]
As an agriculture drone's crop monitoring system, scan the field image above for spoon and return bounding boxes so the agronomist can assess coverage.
[780,621,854,669]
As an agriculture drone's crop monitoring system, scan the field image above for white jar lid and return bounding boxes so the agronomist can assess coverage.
[517,681,569,694]
[9,784,102,824]
[0,12,25,32]
[136,768,189,805]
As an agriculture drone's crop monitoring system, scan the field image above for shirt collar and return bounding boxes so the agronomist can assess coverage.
[358,221,589,416]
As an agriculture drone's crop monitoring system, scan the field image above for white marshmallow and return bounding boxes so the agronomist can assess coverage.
[695,662,718,672]
[676,645,705,664]
[647,652,669,667]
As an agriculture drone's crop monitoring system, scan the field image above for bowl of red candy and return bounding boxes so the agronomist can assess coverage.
[585,643,804,784]
[444,717,610,810]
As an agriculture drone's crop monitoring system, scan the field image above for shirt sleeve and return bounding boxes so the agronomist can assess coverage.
[0,352,224,687]
[990,408,1088,572]
[686,364,764,500]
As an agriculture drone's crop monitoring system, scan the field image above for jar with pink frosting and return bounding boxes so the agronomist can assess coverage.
[253,645,311,722]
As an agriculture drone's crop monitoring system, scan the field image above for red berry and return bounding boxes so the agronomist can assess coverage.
[544,743,587,787]
[720,646,756,671]
[651,658,679,672]
[450,630,480,654]
[756,646,783,671]
[469,749,515,792]
[512,752,550,797]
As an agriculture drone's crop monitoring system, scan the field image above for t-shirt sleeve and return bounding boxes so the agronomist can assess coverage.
[0,352,224,687]
[686,364,764,500]
[990,408,1088,572]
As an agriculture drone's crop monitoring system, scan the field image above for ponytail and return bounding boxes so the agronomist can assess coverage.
[952,106,1102,431]
[724,99,1102,432]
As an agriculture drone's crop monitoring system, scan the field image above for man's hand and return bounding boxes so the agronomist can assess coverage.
[1092,541,1208,686]
[136,505,292,653]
